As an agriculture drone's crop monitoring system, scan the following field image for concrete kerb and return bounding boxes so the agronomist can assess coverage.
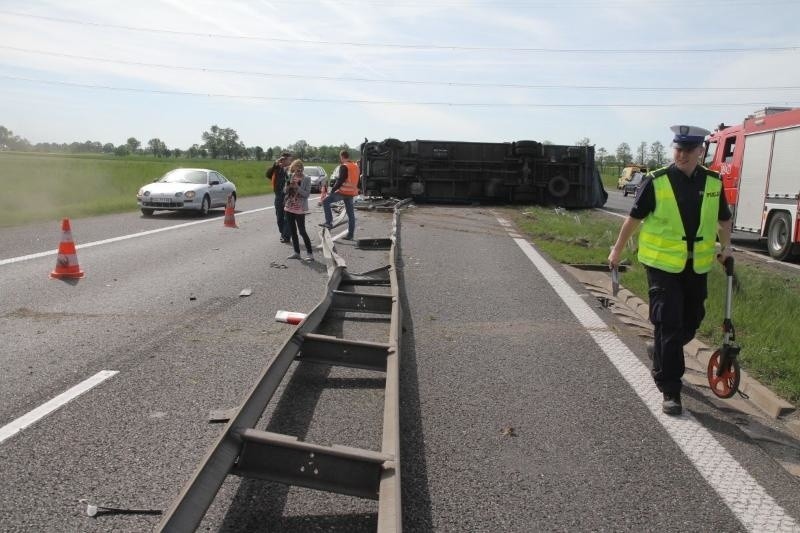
[563,265,796,424]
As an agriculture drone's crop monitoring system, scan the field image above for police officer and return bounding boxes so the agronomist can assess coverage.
[608,125,733,415]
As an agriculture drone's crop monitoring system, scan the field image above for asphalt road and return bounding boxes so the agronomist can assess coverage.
[1,197,799,532]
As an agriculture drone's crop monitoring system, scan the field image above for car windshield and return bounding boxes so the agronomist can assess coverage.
[630,173,644,184]
[158,169,207,184]
[305,167,324,177]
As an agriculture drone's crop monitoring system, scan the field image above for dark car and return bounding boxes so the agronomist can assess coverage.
[304,166,328,193]
[623,172,644,197]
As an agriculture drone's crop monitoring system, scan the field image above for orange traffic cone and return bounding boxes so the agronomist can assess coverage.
[223,194,238,228]
[50,218,85,279]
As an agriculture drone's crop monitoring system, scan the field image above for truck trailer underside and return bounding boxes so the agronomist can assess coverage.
[360,138,608,208]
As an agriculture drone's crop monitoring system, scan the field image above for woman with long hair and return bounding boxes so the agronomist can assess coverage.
[284,159,314,262]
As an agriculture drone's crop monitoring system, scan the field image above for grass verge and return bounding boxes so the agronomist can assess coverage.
[0,152,337,227]
[509,205,800,405]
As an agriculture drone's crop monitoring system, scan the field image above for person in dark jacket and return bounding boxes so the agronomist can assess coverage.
[609,125,733,415]
[266,151,292,243]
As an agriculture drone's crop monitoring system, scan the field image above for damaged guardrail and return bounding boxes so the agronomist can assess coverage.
[157,200,409,532]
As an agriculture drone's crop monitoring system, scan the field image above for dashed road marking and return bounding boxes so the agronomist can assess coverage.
[0,370,119,445]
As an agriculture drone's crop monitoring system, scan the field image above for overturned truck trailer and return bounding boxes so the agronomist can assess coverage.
[360,138,608,208]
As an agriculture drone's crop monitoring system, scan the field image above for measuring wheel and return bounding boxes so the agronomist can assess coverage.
[707,349,741,399]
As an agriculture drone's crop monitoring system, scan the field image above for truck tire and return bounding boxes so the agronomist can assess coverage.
[383,138,405,150]
[547,175,570,198]
[515,140,539,156]
[767,211,795,261]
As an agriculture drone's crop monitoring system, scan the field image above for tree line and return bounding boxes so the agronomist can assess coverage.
[2,124,668,170]
[580,137,669,174]
[0,125,355,163]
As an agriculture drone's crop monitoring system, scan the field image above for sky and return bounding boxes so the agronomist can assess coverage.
[1,0,799,155]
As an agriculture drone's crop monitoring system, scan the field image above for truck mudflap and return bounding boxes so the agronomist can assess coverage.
[360,138,607,208]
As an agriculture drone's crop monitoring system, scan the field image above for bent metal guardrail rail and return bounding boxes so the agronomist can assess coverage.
[157,200,409,532]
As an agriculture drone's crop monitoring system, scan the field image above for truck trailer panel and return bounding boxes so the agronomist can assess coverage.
[360,138,607,208]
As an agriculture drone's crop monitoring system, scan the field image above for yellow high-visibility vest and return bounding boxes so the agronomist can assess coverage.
[638,167,722,273]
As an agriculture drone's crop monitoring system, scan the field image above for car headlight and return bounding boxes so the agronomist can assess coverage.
[184,191,196,199]
[139,189,150,197]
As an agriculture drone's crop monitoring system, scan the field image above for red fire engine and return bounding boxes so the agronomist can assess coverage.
[704,107,800,261]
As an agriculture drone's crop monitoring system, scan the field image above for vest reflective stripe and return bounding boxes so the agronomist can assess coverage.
[638,170,721,274]
[338,161,359,196]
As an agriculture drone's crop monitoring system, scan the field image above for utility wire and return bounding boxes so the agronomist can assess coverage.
[3,45,800,92]
[3,74,799,108]
[0,10,797,53]
[261,0,796,5]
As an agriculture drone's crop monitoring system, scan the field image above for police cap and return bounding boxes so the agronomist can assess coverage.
[670,125,710,148]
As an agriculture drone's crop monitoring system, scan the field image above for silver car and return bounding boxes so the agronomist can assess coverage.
[137,168,237,216]
[305,166,328,193]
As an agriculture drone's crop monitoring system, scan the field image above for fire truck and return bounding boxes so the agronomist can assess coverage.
[704,107,800,260]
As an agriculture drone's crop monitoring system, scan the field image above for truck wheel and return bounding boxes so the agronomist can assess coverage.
[383,138,405,150]
[515,140,539,156]
[547,176,570,198]
[767,211,794,261]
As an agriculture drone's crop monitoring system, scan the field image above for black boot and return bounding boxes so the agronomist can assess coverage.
[662,392,682,415]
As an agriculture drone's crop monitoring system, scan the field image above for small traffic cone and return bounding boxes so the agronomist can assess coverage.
[223,194,238,228]
[50,218,85,279]
[275,310,307,325]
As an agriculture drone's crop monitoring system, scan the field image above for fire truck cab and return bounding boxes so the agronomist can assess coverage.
[704,107,800,261]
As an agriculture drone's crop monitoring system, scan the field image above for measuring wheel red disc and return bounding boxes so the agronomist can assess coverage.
[707,349,741,399]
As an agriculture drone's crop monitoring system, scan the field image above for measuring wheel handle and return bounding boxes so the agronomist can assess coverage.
[723,255,734,276]
[707,255,741,399]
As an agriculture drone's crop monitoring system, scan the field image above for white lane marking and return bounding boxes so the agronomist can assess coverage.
[596,207,626,219]
[498,219,799,531]
[0,202,296,267]
[0,370,119,444]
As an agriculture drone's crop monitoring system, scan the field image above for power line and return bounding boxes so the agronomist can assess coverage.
[3,45,800,92]
[3,74,799,108]
[264,0,795,4]
[1,10,797,54]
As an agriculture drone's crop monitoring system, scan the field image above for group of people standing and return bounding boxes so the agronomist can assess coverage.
[266,149,360,262]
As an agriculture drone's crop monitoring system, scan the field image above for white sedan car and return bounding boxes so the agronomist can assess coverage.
[137,168,237,216]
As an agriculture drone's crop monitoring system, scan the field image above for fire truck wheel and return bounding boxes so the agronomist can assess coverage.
[767,211,794,261]
[547,175,570,198]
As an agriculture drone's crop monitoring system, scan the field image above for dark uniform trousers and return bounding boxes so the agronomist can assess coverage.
[274,190,288,239]
[646,261,708,396]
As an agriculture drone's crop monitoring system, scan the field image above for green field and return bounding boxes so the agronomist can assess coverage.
[0,152,337,227]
